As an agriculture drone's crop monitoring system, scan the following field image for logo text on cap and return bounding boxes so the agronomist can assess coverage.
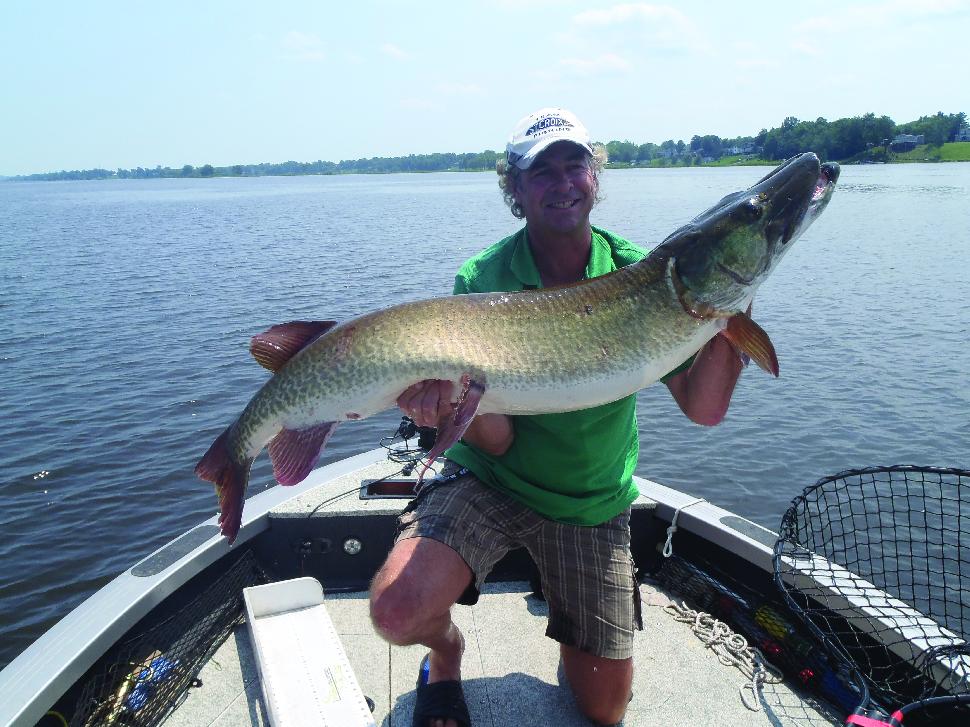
[525,116,574,137]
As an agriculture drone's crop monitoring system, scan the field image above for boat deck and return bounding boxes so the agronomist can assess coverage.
[163,580,839,726]
[0,452,953,726]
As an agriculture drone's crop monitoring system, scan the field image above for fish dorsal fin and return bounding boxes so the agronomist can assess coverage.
[250,320,337,373]
[721,312,779,377]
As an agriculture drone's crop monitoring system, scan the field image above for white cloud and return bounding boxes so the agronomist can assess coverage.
[561,53,632,76]
[796,0,968,34]
[572,3,708,53]
[734,57,779,71]
[730,41,758,53]
[282,31,326,62]
[399,98,435,111]
[796,15,839,34]
[791,40,824,57]
[381,43,410,60]
[436,81,486,96]
[574,3,681,25]
[398,81,484,112]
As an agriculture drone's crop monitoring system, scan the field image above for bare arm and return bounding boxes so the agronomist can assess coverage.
[664,302,754,426]
[397,381,514,456]
[461,413,514,456]
[664,333,745,426]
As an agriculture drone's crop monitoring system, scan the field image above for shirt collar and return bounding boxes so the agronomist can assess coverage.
[586,227,616,278]
[510,226,614,288]
[510,228,542,289]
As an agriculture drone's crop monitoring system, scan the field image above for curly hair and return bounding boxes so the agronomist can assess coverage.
[496,144,608,219]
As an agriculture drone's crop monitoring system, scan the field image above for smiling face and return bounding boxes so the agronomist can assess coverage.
[513,141,597,238]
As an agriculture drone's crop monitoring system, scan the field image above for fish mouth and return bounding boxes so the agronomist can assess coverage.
[813,162,840,202]
[794,161,840,239]
[717,263,756,286]
[762,154,839,245]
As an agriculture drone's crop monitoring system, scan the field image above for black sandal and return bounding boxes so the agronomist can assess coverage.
[412,654,471,727]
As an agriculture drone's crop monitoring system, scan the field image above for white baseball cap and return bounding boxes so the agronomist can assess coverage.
[505,107,594,170]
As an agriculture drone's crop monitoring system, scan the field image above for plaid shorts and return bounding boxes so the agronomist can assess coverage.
[395,464,642,660]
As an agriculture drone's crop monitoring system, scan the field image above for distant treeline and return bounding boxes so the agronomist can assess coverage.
[9,111,967,181]
[12,151,503,182]
[603,111,967,165]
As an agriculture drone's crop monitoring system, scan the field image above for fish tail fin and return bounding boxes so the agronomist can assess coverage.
[195,426,253,544]
[268,421,338,485]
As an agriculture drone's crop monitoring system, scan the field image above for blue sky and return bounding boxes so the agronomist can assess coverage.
[1,0,966,176]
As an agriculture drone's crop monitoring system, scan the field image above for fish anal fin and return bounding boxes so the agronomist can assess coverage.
[721,312,779,377]
[419,375,486,481]
[195,425,253,544]
[268,421,338,485]
[250,320,338,373]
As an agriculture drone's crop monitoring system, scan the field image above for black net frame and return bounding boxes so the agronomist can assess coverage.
[773,465,970,717]
[68,549,267,727]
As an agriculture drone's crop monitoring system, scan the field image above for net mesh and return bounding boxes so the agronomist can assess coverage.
[658,553,852,718]
[69,549,267,727]
[773,465,970,713]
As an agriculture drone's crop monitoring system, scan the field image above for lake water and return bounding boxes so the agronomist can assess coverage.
[1,164,968,668]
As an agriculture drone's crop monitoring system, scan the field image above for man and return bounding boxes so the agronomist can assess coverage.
[369,108,748,727]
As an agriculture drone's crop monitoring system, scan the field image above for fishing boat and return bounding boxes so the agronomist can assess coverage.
[0,425,966,726]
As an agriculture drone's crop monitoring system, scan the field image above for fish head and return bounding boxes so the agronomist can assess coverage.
[662,152,839,317]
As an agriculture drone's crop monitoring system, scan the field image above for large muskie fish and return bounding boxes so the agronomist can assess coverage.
[197,152,839,542]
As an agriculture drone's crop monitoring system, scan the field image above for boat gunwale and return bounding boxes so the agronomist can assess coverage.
[0,448,386,727]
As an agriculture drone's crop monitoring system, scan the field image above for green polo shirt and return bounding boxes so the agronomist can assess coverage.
[445,225,690,526]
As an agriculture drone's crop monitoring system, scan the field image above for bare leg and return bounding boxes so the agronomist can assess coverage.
[561,644,633,726]
[370,536,473,726]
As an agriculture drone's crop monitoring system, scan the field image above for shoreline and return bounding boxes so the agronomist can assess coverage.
[4,144,969,182]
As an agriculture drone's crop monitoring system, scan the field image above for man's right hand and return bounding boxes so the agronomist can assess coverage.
[397,380,455,428]
[397,379,514,456]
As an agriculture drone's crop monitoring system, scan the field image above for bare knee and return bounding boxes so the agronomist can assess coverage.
[369,537,472,644]
[369,570,424,645]
[562,646,632,726]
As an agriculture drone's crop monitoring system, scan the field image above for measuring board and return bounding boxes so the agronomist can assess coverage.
[243,577,376,727]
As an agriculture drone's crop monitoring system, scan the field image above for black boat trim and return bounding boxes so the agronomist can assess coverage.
[132,526,221,577]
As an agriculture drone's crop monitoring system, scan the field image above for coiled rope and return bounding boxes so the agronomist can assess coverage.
[664,601,784,711]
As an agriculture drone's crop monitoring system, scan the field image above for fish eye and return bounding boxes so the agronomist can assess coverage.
[736,198,763,221]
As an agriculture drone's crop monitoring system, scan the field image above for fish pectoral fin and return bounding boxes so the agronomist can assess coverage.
[250,320,338,373]
[721,312,780,377]
[268,421,338,485]
[419,376,486,481]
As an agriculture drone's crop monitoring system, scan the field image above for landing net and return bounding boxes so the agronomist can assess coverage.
[68,549,267,727]
[773,465,970,721]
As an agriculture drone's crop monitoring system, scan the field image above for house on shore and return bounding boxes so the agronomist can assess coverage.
[726,142,757,155]
[954,124,970,142]
[889,133,925,151]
